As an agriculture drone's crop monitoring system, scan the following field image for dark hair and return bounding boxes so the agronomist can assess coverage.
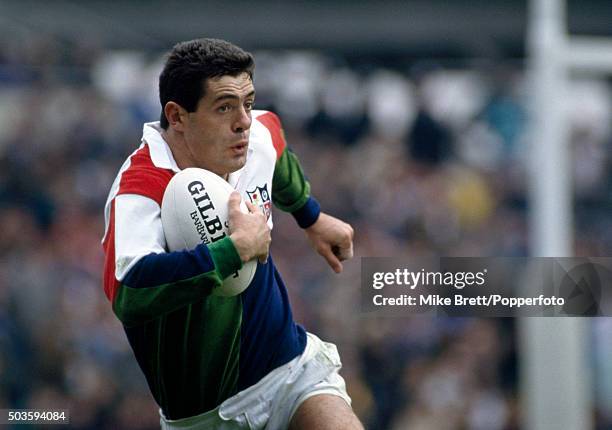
[158,38,254,129]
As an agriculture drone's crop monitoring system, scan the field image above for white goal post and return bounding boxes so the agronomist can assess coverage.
[522,1,612,429]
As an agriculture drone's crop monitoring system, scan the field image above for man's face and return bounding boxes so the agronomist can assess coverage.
[182,72,255,177]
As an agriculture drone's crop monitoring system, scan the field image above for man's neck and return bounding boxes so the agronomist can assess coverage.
[161,128,190,169]
[160,128,229,181]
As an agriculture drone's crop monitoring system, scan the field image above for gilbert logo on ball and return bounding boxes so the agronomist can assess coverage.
[161,168,257,296]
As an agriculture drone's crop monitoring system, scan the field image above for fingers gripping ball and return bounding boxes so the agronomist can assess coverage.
[161,168,257,296]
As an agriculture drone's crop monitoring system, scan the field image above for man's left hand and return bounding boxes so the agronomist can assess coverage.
[305,213,354,273]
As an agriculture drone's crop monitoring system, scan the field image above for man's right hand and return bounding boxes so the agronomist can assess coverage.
[228,191,271,264]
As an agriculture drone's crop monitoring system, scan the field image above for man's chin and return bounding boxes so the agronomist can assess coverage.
[226,157,247,174]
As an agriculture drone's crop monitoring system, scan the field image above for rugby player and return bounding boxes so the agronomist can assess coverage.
[102,38,362,429]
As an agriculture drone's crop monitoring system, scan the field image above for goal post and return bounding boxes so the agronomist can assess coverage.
[522,0,612,429]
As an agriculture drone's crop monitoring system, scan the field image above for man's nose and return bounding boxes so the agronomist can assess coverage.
[233,107,252,133]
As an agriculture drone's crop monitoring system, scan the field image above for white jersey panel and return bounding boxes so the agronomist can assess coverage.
[228,111,277,229]
[114,194,167,281]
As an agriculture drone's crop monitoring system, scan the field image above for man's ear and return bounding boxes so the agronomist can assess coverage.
[164,102,187,132]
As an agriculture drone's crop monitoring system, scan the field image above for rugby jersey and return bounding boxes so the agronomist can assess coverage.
[101,110,320,419]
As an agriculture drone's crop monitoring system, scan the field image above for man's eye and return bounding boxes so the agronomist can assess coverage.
[245,101,254,111]
[218,105,231,113]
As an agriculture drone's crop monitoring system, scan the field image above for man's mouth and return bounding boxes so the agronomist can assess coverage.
[230,141,248,155]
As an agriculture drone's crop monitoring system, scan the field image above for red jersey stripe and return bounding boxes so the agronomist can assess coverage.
[102,200,120,301]
[118,145,174,206]
[256,112,286,160]
[103,144,174,301]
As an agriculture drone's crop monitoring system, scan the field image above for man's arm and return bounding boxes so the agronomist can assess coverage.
[304,213,354,274]
[113,238,240,326]
[272,147,321,228]
[108,192,270,327]
[272,144,354,273]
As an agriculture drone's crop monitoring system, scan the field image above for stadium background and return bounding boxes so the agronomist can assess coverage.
[1,1,612,428]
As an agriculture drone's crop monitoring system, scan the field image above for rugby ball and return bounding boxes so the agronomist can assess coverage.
[161,168,257,296]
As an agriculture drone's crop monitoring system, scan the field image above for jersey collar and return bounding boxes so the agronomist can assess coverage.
[142,121,181,173]
[141,121,254,180]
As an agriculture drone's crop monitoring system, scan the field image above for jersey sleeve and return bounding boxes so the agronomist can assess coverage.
[106,193,242,327]
[262,112,321,229]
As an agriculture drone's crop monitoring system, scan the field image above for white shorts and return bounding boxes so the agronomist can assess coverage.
[159,332,351,430]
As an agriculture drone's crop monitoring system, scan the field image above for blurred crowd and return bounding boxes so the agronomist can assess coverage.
[1,34,612,429]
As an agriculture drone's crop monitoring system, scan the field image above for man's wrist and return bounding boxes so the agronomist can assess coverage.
[207,237,243,279]
[228,231,255,263]
[291,196,321,229]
